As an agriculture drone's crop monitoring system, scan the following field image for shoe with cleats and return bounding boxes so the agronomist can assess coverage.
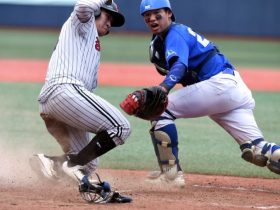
[29,154,60,180]
[146,170,186,188]
[62,161,87,182]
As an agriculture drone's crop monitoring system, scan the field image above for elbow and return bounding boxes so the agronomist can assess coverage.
[75,3,93,22]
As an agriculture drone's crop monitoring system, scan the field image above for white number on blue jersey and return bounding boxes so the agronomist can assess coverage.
[188,27,210,47]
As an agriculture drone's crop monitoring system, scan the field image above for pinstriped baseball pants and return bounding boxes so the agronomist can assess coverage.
[39,84,131,174]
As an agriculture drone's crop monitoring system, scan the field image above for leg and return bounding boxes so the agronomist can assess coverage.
[44,84,131,147]
[240,138,280,174]
[145,73,243,186]
[42,113,100,174]
[147,114,185,187]
[40,84,131,180]
[168,71,255,118]
[31,114,99,179]
[37,114,132,203]
[30,114,70,180]
[67,130,115,167]
[150,122,181,177]
[210,108,280,174]
[40,113,71,152]
[167,71,280,175]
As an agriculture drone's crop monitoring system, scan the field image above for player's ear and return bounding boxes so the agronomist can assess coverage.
[165,9,173,19]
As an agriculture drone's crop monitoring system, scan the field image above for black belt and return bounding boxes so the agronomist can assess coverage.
[222,68,235,75]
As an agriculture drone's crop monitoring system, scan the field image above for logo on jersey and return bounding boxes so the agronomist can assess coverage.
[95,37,101,51]
[169,74,177,82]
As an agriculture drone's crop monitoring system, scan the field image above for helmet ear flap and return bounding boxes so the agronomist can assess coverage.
[94,0,125,27]
[94,9,101,17]
[94,0,110,17]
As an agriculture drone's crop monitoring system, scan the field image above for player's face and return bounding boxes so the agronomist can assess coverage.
[143,9,173,34]
[96,11,113,36]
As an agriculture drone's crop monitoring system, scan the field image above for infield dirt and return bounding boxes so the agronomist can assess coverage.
[1,59,280,91]
[1,167,280,210]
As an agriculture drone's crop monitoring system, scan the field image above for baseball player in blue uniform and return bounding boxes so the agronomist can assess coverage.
[122,0,280,188]
[30,0,132,203]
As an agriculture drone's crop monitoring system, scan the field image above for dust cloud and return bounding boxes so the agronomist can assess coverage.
[0,141,39,186]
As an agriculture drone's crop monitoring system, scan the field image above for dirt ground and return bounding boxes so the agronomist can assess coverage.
[1,60,280,91]
[0,169,280,210]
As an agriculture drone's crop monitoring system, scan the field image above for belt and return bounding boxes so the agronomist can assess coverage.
[222,68,235,75]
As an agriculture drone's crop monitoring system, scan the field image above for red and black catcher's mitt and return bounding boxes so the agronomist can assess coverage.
[120,86,168,121]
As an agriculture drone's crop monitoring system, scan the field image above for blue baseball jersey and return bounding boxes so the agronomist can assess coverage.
[162,23,234,89]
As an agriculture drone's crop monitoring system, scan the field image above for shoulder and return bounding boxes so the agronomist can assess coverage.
[166,23,189,40]
[170,23,188,33]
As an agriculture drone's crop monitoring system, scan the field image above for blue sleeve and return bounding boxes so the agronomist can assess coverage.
[165,29,189,68]
[160,61,186,91]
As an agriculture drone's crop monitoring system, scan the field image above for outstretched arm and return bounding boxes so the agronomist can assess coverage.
[160,60,187,91]
[75,0,108,23]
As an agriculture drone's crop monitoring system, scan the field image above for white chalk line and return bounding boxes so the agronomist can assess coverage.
[210,202,280,209]
[193,184,280,209]
[118,185,280,209]
[192,184,278,193]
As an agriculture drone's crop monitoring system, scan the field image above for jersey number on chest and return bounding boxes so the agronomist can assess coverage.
[188,27,210,47]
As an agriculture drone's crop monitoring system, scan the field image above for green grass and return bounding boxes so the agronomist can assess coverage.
[0,83,279,178]
[213,39,280,68]
[0,29,58,58]
[0,28,280,68]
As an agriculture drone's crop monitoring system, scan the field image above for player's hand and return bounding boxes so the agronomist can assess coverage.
[106,0,112,5]
[120,93,140,115]
[120,86,168,120]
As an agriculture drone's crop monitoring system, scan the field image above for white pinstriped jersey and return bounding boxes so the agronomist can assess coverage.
[37,0,131,175]
[39,0,107,100]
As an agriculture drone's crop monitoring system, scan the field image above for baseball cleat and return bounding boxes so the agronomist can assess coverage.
[146,170,186,188]
[29,153,59,180]
[109,192,133,203]
[147,170,162,179]
[62,161,86,182]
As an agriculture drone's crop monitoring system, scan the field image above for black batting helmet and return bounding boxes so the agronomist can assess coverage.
[98,0,125,27]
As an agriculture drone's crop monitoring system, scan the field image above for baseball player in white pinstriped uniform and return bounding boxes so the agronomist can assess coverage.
[30,0,132,202]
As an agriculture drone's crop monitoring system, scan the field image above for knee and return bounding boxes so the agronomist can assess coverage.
[150,120,180,179]
[41,114,56,132]
[110,118,131,145]
[240,141,268,167]
[240,139,280,174]
[121,119,131,142]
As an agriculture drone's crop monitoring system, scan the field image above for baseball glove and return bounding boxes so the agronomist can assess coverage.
[120,86,168,121]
